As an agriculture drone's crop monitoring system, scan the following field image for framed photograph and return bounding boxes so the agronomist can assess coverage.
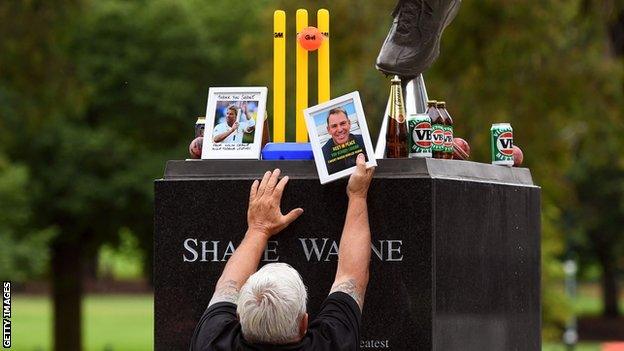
[201,87,267,159]
[304,91,377,184]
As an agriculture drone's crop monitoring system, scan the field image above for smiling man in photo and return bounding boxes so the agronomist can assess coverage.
[321,107,368,174]
[213,103,256,144]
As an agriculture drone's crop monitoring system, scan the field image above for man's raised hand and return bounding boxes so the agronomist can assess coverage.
[347,153,375,199]
[247,169,304,238]
[208,169,302,307]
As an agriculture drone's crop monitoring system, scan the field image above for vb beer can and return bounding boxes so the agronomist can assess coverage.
[408,114,432,158]
[491,123,514,166]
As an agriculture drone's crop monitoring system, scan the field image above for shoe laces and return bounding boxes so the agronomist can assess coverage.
[394,0,434,36]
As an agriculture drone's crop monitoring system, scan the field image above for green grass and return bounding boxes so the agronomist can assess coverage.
[12,295,52,350]
[542,343,602,351]
[573,284,624,316]
[11,294,153,351]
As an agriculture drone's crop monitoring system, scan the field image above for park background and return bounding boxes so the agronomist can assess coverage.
[0,0,623,350]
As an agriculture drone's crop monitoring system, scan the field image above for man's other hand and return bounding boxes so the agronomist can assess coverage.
[347,153,375,199]
[247,169,304,238]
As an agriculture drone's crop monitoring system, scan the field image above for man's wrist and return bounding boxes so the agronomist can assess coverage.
[245,227,271,241]
[347,193,368,202]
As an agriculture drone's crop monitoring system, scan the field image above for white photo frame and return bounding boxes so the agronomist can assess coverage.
[202,87,267,159]
[304,91,377,184]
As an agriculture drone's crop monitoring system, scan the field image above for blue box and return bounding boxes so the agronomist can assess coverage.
[261,142,314,160]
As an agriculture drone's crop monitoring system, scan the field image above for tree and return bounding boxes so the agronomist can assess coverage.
[1,0,265,349]
[0,1,84,348]
[0,155,56,282]
[566,0,624,319]
[568,123,624,318]
[427,0,623,323]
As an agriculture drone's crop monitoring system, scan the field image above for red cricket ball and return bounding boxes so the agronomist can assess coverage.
[452,137,470,160]
[297,26,324,51]
[513,145,524,166]
[189,137,203,159]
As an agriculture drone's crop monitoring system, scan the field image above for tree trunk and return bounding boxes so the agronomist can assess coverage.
[52,239,83,351]
[608,8,624,56]
[598,248,620,318]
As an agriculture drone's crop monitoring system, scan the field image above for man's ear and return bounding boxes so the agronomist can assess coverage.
[299,313,309,339]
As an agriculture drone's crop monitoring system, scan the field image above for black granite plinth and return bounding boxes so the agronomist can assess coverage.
[154,159,541,350]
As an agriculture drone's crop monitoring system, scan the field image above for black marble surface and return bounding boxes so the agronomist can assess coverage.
[154,159,540,350]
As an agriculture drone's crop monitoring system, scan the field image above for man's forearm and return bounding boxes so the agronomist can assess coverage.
[333,196,371,306]
[209,230,268,305]
[213,129,233,143]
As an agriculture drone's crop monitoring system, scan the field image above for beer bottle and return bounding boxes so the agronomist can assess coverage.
[262,113,271,149]
[385,76,408,158]
[437,101,453,159]
[195,117,206,137]
[428,100,445,159]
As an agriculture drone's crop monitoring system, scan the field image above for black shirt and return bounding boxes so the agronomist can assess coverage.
[190,292,361,351]
[321,134,367,175]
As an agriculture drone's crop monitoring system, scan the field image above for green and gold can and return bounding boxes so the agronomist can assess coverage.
[407,114,432,158]
[490,123,514,166]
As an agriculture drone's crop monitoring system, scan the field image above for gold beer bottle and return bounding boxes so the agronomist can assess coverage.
[261,113,271,149]
[385,76,408,158]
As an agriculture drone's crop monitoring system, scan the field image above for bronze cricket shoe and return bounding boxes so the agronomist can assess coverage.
[376,0,462,77]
